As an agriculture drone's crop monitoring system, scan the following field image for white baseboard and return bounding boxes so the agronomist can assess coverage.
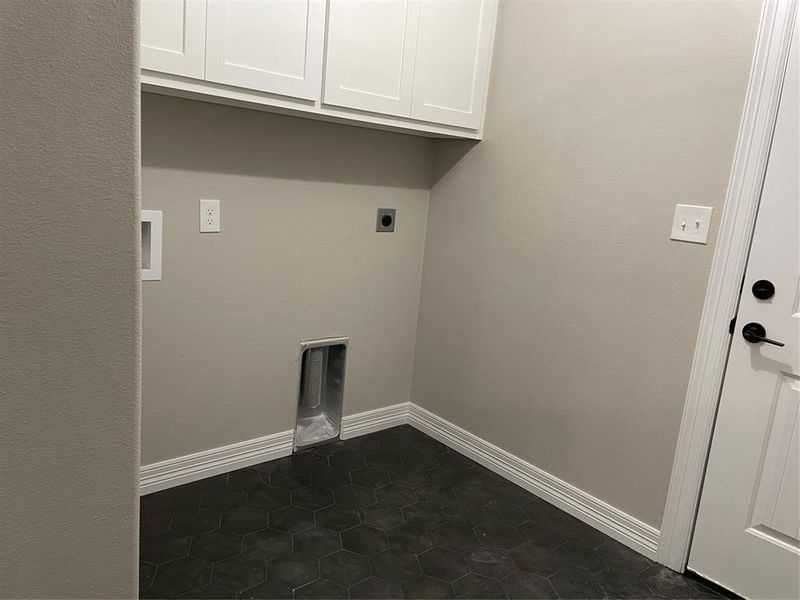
[140,430,294,495]
[341,402,410,439]
[407,404,661,560]
[139,404,409,495]
[139,402,660,561]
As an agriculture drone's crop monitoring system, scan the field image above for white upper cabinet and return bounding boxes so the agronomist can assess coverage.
[140,0,207,78]
[205,0,326,101]
[411,0,497,128]
[139,0,498,137]
[324,0,421,117]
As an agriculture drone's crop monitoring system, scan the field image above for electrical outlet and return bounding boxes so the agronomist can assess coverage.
[376,208,396,232]
[199,199,220,233]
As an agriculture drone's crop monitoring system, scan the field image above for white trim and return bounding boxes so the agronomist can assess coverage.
[140,430,294,495]
[140,403,409,495]
[140,402,659,560]
[407,404,660,560]
[657,0,798,571]
[141,72,482,140]
[341,402,411,439]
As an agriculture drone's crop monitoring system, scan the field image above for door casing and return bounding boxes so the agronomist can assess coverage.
[657,0,799,573]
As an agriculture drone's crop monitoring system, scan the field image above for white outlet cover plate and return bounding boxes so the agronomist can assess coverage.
[199,199,220,233]
[670,204,713,244]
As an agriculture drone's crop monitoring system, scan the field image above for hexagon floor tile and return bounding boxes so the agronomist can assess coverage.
[140,425,729,599]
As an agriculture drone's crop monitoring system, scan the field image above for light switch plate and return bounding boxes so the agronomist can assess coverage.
[200,199,220,233]
[670,204,712,244]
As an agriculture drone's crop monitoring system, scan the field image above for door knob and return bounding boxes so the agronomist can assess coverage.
[752,280,775,300]
[742,322,785,347]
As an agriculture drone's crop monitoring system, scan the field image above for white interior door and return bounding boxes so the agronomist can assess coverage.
[410,0,497,128]
[689,20,800,600]
[323,0,421,117]
[140,0,207,78]
[205,0,326,101]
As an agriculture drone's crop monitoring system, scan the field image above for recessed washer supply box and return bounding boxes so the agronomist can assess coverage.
[294,337,348,451]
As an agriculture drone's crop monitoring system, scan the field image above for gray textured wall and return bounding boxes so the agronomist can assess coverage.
[413,0,760,528]
[141,94,431,465]
[0,1,140,597]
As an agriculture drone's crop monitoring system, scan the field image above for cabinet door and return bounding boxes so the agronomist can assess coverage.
[324,0,421,117]
[410,0,497,128]
[141,0,207,78]
[205,0,326,101]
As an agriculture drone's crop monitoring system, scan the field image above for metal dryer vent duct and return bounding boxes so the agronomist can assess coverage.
[293,337,348,451]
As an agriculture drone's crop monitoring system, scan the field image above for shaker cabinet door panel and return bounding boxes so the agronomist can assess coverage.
[140,0,498,137]
[205,0,326,101]
[411,0,497,128]
[141,0,207,78]
[324,0,421,117]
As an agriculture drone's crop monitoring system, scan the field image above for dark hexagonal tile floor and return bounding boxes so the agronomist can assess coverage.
[191,530,241,562]
[140,425,728,598]
[293,527,341,559]
[403,575,455,599]
[242,528,292,561]
[222,506,270,535]
[341,524,389,556]
[320,550,371,586]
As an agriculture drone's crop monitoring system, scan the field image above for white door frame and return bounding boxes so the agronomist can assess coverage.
[657,0,798,572]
